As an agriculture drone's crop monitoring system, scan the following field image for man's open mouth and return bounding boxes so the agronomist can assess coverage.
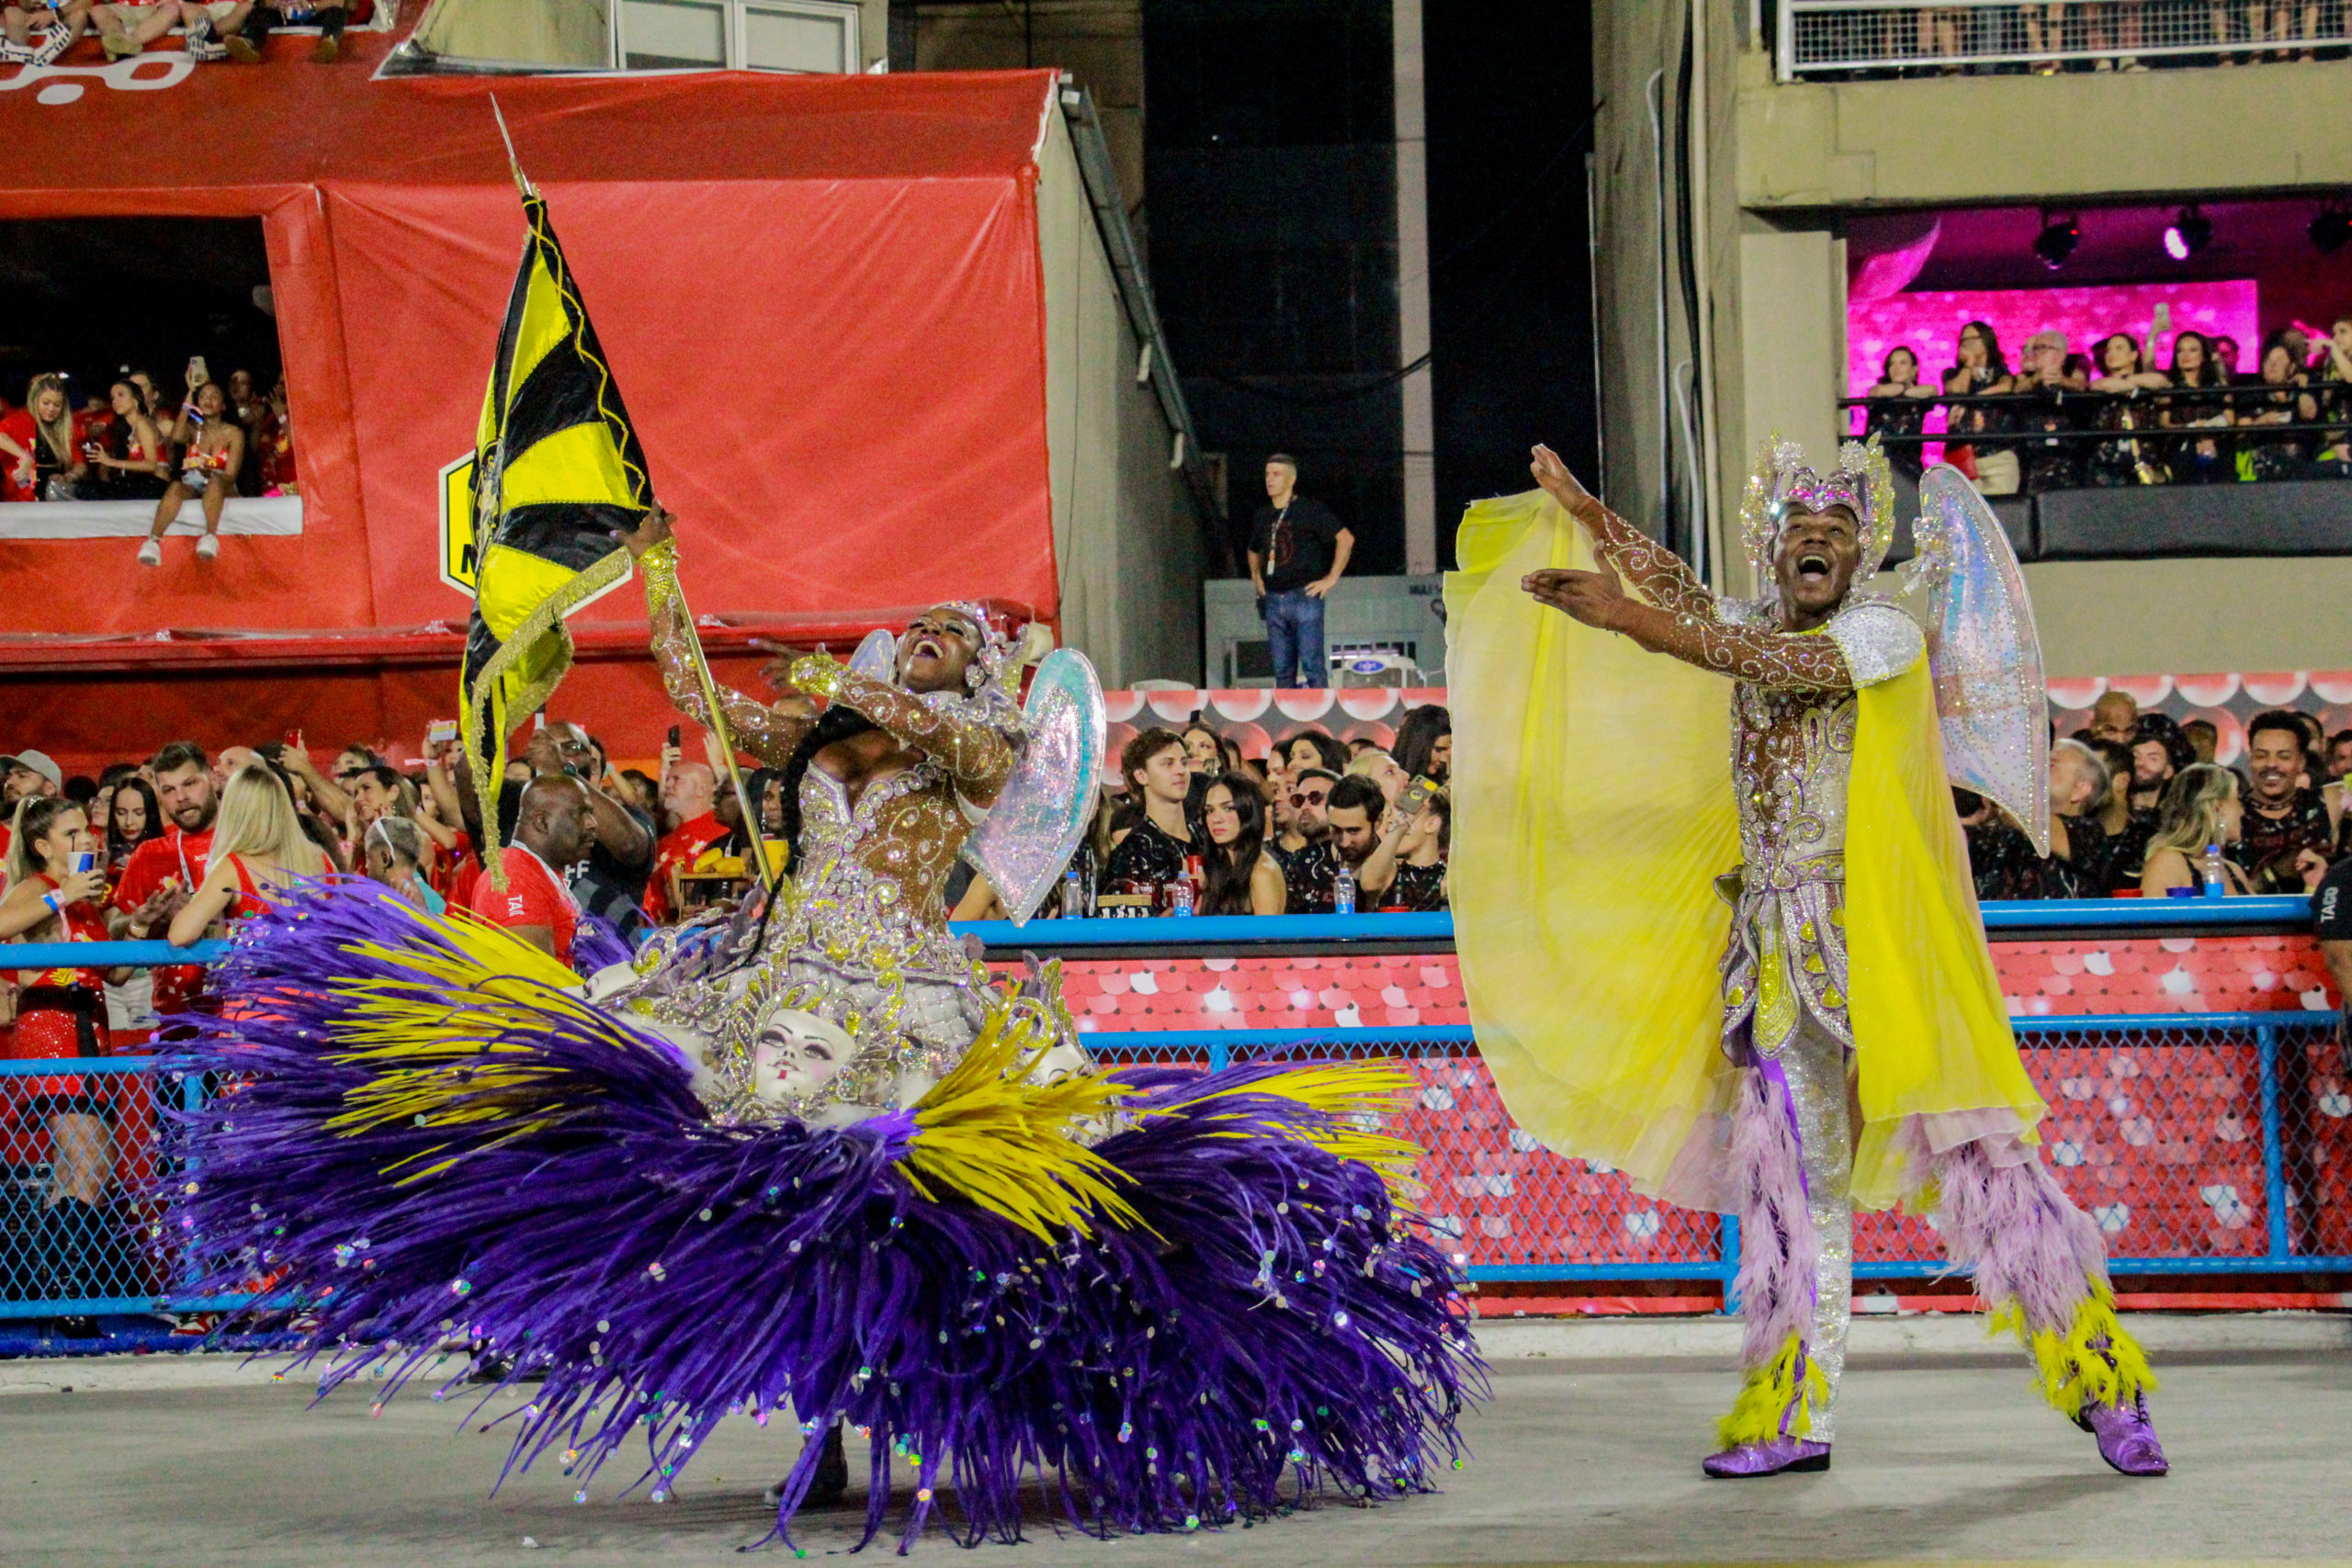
[910,634,946,660]
[1795,552,1831,581]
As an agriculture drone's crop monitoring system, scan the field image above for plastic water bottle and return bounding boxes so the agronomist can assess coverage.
[1333,863,1356,916]
[1063,864,1086,919]
[1170,877,1194,917]
[2199,842,2226,897]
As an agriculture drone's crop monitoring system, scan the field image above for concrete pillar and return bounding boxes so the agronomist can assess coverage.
[1395,0,1436,576]
[1735,225,1844,491]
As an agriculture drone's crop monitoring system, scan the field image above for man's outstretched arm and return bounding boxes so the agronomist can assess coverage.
[1522,560,1857,694]
[1530,445,1715,617]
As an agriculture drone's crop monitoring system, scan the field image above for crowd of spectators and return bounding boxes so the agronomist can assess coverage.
[1858,313,2352,494]
[951,703,1454,921]
[0,364,298,562]
[1,683,2343,1335]
[1962,690,2351,903]
[0,1,357,68]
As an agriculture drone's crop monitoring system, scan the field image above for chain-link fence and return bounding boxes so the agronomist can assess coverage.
[1781,0,2352,79]
[2,1057,188,1337]
[4,1001,2343,1337]
[1091,1015,2352,1287]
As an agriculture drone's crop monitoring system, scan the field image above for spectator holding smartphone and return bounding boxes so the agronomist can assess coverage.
[86,379,169,502]
[0,794,132,1338]
[0,374,88,502]
[1352,777,1449,911]
[102,775,163,880]
[166,763,330,945]
[137,372,244,566]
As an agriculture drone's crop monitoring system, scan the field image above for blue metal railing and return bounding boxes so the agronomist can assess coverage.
[1,901,2340,1340]
[1089,1012,2349,1293]
[5,895,2312,971]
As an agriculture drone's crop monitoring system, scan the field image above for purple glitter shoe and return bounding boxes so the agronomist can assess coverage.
[1702,1438,1831,1478]
[2075,1394,2168,1476]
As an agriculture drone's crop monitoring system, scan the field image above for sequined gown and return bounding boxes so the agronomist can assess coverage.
[644,579,1014,1073]
[1569,494,1924,1442]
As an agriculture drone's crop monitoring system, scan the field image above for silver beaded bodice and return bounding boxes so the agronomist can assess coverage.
[1715,594,1924,1056]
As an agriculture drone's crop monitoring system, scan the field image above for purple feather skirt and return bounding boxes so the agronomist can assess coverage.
[155,880,1482,1551]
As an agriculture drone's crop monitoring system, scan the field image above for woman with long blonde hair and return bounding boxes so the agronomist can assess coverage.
[2139,762,2252,897]
[0,372,87,502]
[168,763,329,945]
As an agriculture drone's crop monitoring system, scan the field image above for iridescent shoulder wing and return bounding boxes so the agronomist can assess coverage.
[848,626,899,682]
[962,649,1106,925]
[1913,464,2050,854]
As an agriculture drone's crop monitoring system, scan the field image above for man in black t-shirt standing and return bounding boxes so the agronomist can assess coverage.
[1247,454,1353,689]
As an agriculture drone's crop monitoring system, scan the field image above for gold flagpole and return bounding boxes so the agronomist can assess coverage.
[662,579,783,894]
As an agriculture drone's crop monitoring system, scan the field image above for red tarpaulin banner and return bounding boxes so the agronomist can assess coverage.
[0,51,1063,650]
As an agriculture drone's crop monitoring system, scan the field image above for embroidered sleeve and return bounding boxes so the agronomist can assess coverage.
[1567,495,1715,615]
[641,541,812,768]
[1638,609,1857,694]
[790,654,1016,807]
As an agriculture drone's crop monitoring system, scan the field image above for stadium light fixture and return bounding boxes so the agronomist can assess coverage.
[2030,213,2080,271]
[2163,206,2211,262]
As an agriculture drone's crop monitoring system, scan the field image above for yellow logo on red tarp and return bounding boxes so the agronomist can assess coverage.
[439,450,480,595]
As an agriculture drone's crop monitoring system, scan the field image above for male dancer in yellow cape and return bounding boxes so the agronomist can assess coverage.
[1445,437,2167,1478]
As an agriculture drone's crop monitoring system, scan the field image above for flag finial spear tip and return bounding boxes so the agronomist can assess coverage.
[489,94,534,197]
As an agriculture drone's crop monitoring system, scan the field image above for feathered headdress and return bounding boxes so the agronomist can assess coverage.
[1738,435,1895,605]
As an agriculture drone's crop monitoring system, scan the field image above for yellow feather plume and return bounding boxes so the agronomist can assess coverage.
[1716,1331,1831,1450]
[899,999,1143,1242]
[1989,1280,2156,1416]
[1170,1061,1422,1194]
[318,897,645,1179]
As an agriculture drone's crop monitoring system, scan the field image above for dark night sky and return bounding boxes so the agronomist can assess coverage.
[1424,3,1600,571]
[1145,0,1598,575]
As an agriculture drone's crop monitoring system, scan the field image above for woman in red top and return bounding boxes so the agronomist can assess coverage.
[86,379,171,502]
[0,795,133,1334]
[0,373,89,502]
[166,763,330,946]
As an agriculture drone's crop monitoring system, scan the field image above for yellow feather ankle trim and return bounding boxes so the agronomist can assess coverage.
[1715,1331,1830,1450]
[1988,1280,2155,1415]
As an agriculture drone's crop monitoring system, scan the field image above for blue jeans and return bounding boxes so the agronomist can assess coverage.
[1263,587,1327,689]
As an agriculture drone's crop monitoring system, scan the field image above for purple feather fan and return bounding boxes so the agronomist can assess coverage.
[569,909,636,976]
[156,879,1482,1551]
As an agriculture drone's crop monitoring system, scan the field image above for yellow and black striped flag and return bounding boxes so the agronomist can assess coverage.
[459,188,652,879]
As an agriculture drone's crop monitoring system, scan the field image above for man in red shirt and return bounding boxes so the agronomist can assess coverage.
[469,775,595,968]
[643,787,736,925]
[108,740,219,1012]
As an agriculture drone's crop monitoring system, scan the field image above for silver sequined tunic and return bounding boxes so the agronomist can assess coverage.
[1716,594,1925,1061]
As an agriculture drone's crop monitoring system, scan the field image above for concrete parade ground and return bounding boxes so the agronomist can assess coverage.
[3,1314,2348,1568]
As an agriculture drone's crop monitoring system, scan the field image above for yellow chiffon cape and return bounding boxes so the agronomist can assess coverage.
[1444,491,2045,1214]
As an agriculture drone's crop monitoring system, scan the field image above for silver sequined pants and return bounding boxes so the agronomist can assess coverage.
[1764,1014,1855,1443]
